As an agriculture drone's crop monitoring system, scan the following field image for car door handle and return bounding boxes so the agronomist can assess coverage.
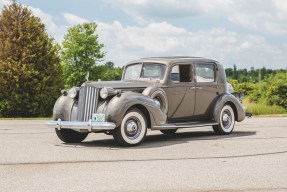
[190,87,203,90]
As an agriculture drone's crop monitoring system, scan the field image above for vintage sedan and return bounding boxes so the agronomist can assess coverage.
[46,56,245,146]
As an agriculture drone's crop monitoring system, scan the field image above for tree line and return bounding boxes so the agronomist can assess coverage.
[226,66,287,110]
[225,65,286,83]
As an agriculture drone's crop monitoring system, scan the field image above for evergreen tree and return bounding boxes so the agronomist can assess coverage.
[0,3,62,117]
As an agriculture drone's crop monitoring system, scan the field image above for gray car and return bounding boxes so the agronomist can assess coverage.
[46,56,245,146]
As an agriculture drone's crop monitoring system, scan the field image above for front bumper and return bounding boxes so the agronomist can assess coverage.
[45,119,116,132]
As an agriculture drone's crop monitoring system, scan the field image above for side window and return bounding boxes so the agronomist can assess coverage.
[195,64,215,83]
[171,64,193,83]
[141,63,166,80]
[171,65,179,82]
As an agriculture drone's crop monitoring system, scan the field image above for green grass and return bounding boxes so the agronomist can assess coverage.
[243,99,287,116]
[0,117,51,120]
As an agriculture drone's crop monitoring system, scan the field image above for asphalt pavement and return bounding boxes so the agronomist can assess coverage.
[0,117,287,192]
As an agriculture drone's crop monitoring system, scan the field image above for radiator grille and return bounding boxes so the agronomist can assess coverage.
[77,86,99,121]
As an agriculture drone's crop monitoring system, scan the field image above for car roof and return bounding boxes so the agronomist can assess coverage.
[126,56,219,66]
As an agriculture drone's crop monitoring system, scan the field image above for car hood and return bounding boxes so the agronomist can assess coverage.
[82,80,152,91]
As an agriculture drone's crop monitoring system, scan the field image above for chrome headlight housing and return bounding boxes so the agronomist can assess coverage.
[100,87,119,99]
[68,87,79,99]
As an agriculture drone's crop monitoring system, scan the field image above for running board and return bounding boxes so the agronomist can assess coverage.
[152,122,218,130]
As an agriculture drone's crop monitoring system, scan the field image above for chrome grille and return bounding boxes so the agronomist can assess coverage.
[77,86,99,122]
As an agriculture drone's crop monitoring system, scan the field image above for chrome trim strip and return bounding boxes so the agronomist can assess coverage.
[152,122,218,130]
[45,119,116,132]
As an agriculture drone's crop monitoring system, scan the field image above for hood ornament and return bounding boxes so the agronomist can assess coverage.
[85,71,90,82]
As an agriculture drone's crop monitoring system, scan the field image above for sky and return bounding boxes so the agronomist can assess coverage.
[0,0,287,69]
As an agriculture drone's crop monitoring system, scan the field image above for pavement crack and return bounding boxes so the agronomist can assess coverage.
[1,150,287,166]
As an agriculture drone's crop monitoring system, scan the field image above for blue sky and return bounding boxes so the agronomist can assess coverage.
[1,0,287,69]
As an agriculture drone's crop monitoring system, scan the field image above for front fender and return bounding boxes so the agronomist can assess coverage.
[98,92,167,127]
[52,95,75,121]
[213,93,245,123]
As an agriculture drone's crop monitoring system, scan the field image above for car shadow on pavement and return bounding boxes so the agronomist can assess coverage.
[60,130,256,149]
[141,130,256,149]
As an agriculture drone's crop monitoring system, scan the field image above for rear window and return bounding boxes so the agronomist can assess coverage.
[195,64,215,82]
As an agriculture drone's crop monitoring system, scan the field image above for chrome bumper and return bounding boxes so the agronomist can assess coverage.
[45,119,116,132]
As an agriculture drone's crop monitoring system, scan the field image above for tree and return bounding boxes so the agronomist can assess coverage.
[232,64,238,80]
[265,72,287,109]
[225,68,233,78]
[61,22,105,88]
[0,3,62,117]
[101,62,123,80]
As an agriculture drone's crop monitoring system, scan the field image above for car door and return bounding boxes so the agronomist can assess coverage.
[166,64,196,121]
[193,62,219,119]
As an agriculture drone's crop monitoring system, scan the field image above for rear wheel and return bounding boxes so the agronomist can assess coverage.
[55,129,88,143]
[160,129,177,134]
[213,105,235,135]
[113,108,147,147]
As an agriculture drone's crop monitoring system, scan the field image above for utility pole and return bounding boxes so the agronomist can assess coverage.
[259,68,261,83]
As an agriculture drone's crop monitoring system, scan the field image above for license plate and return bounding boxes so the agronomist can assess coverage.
[92,114,105,122]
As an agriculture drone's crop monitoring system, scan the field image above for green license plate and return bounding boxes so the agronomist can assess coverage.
[92,114,105,122]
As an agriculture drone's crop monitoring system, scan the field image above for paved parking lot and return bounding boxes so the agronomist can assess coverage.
[0,117,287,191]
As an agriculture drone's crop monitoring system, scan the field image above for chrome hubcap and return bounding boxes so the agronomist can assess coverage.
[222,110,232,129]
[126,121,138,133]
[124,118,141,139]
[222,113,230,122]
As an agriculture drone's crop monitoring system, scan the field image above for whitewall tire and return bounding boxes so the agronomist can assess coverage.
[113,108,147,147]
[213,105,235,135]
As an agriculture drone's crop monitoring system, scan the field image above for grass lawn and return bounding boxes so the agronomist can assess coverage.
[0,117,51,120]
[243,99,287,116]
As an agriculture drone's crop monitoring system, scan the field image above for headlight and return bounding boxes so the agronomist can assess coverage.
[100,87,118,99]
[68,87,79,99]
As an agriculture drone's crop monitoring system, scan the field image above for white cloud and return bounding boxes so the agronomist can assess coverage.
[29,10,88,42]
[30,7,67,42]
[1,1,286,69]
[105,0,287,35]
[0,0,9,7]
[98,21,287,69]
[62,13,88,26]
[226,0,287,35]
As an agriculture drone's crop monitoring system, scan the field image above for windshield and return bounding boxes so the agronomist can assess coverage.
[123,63,166,80]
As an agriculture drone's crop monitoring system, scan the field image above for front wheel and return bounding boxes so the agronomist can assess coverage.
[55,129,88,143]
[213,105,235,135]
[113,108,147,147]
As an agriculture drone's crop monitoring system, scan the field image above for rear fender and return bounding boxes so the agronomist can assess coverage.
[213,93,245,123]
